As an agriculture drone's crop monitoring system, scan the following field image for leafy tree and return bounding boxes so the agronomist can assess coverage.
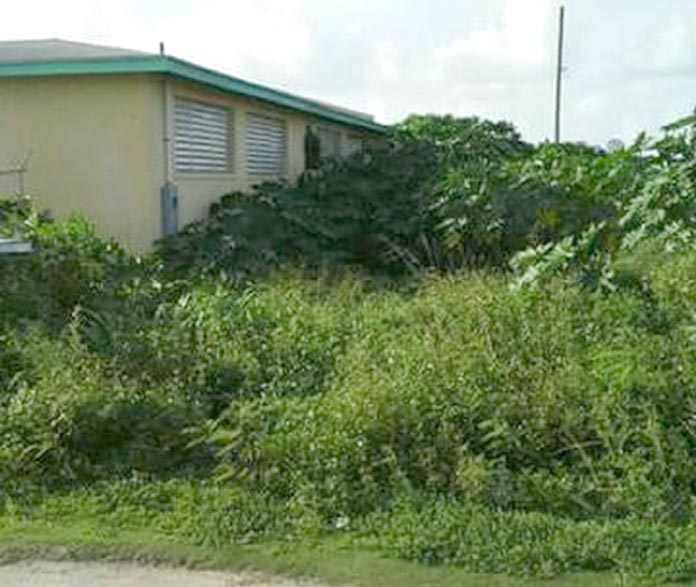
[513,120,696,288]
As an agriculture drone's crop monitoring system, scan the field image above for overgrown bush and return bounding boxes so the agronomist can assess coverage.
[160,114,675,285]
[159,138,443,279]
[6,112,696,581]
[513,121,696,288]
[0,200,137,327]
[161,115,631,279]
[0,325,205,492]
[201,257,696,524]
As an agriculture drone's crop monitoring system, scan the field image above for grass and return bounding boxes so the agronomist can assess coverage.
[0,521,616,587]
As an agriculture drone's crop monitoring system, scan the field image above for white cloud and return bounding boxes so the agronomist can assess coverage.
[362,0,559,137]
[0,0,98,40]
[373,41,400,83]
[634,21,695,73]
[434,0,555,78]
[105,0,312,81]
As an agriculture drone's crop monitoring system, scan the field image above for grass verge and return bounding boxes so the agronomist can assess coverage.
[0,520,636,587]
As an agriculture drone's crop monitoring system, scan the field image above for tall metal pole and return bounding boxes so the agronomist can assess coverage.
[554,5,565,144]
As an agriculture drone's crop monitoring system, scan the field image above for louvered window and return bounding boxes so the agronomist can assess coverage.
[174,98,231,173]
[317,126,342,159]
[246,113,287,175]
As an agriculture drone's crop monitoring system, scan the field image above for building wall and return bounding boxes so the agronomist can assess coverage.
[167,78,373,231]
[0,73,376,251]
[0,74,164,252]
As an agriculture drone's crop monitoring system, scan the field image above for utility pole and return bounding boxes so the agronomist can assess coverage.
[554,5,565,143]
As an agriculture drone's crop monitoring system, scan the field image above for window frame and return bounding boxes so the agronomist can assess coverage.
[173,97,234,175]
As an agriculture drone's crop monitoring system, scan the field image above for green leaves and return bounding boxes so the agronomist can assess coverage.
[159,138,440,280]
[162,112,674,283]
[512,117,696,288]
[8,111,696,580]
[159,114,539,279]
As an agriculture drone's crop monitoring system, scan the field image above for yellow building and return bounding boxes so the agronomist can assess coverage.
[0,39,386,251]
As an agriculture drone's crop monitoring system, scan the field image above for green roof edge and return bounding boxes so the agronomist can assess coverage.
[0,55,388,134]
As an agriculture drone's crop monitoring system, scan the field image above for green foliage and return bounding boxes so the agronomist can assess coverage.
[160,139,443,279]
[159,114,654,279]
[0,196,45,237]
[514,123,696,288]
[7,111,696,581]
[394,114,530,163]
[200,264,696,526]
[18,479,322,545]
[0,326,203,491]
[5,195,696,578]
[162,112,696,290]
[365,498,696,580]
[5,479,696,581]
[160,115,545,278]
[0,200,136,327]
[0,200,206,489]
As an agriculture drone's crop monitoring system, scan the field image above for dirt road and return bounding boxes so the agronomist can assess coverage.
[0,560,323,587]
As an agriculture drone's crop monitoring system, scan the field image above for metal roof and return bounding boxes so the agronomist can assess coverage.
[0,39,386,134]
[0,39,149,63]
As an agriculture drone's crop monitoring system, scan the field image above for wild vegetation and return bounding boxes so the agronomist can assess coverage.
[4,114,696,583]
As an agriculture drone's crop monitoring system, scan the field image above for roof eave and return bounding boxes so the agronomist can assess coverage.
[164,57,387,134]
[0,55,167,77]
[0,55,388,135]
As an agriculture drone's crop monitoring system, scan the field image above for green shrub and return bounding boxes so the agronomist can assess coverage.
[0,201,134,327]
[205,260,696,522]
[159,137,443,279]
[0,327,206,492]
[159,115,645,280]
[364,497,696,579]
[105,277,362,419]
[6,115,696,581]
[513,121,696,288]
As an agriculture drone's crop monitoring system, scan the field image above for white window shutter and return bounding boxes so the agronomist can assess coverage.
[174,99,231,173]
[246,113,287,175]
[317,127,342,159]
[343,135,364,157]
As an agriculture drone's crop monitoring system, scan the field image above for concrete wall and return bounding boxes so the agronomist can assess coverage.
[0,74,164,252]
[0,73,375,251]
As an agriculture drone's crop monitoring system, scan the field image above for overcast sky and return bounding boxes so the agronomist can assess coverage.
[4,0,696,146]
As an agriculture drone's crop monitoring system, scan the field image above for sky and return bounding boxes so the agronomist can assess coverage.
[3,0,696,146]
